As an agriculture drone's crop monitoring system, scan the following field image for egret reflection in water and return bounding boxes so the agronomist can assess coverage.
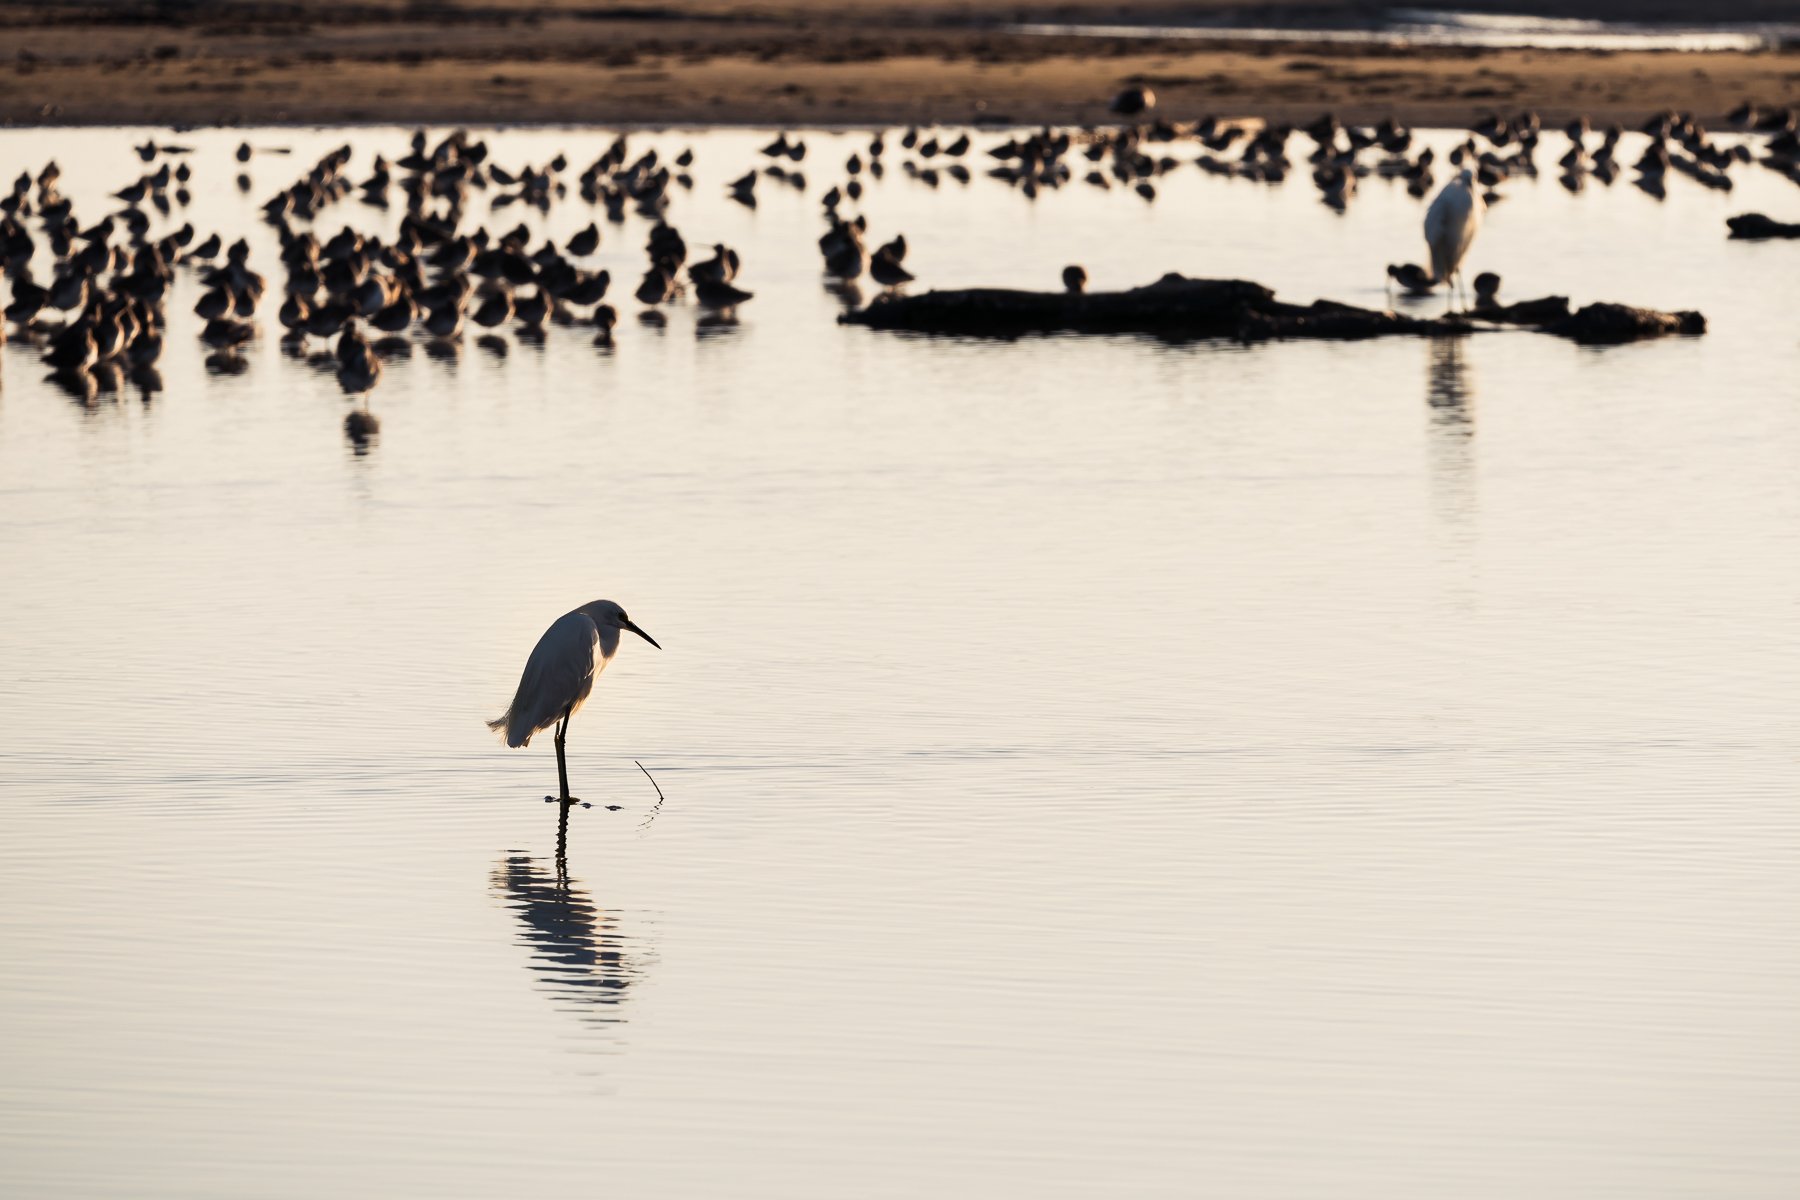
[1426,334,1475,430]
[1424,336,1480,611]
[491,808,640,1025]
[1425,335,1478,519]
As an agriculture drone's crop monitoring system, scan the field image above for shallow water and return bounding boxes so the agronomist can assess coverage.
[1018,10,1800,51]
[3,125,1800,1198]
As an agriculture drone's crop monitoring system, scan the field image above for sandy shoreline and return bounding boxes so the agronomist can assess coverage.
[1,3,1796,129]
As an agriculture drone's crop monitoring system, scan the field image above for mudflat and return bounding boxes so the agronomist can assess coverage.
[0,0,1796,127]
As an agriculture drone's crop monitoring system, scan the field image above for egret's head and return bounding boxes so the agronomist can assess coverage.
[582,599,661,649]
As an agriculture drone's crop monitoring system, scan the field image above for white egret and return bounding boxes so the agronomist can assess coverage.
[489,600,660,804]
[1424,167,1484,310]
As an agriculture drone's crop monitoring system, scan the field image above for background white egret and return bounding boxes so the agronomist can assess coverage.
[1424,167,1484,309]
[489,599,660,803]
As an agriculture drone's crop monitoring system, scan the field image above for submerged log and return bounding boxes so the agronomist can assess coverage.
[1726,212,1800,239]
[1231,299,1459,342]
[841,273,1703,345]
[842,276,1277,338]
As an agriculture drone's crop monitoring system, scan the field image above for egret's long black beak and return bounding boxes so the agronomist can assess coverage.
[624,620,661,650]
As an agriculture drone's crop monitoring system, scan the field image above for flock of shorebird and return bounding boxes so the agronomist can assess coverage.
[2,95,1795,445]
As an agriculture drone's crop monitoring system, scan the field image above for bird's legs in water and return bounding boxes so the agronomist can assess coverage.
[543,707,622,812]
[551,706,580,806]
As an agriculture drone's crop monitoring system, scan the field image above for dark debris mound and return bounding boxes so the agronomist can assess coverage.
[1726,212,1800,239]
[1550,303,1706,345]
[841,274,1703,346]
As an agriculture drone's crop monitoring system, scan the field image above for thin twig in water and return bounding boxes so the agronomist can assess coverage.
[636,759,666,833]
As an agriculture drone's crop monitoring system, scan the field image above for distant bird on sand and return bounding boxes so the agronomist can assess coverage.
[490,600,661,804]
[1110,85,1155,118]
[1424,168,1484,309]
[1063,265,1087,294]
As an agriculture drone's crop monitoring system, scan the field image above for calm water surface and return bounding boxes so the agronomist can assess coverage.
[1016,12,1800,52]
[2,126,1799,1197]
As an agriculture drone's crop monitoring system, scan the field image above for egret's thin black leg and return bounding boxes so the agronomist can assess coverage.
[554,706,573,802]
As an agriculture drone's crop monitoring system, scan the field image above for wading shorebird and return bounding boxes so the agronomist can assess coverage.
[490,600,661,805]
[869,247,914,290]
[1386,261,1436,303]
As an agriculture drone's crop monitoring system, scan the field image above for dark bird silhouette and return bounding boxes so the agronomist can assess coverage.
[695,279,754,308]
[1387,262,1436,298]
[567,223,600,256]
[1110,86,1155,118]
[635,267,676,306]
[473,289,514,329]
[870,249,914,289]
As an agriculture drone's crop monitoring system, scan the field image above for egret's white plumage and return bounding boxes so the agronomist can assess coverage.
[490,599,660,801]
[1424,168,1484,304]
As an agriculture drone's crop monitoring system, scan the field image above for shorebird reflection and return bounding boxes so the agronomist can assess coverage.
[491,809,637,1024]
[822,278,863,311]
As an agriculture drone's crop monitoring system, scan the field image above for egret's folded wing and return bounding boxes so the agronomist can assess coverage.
[494,611,599,747]
[1456,204,1481,261]
[1422,189,1449,245]
[1423,186,1472,280]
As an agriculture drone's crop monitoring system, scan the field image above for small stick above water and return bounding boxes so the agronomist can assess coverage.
[636,760,666,833]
